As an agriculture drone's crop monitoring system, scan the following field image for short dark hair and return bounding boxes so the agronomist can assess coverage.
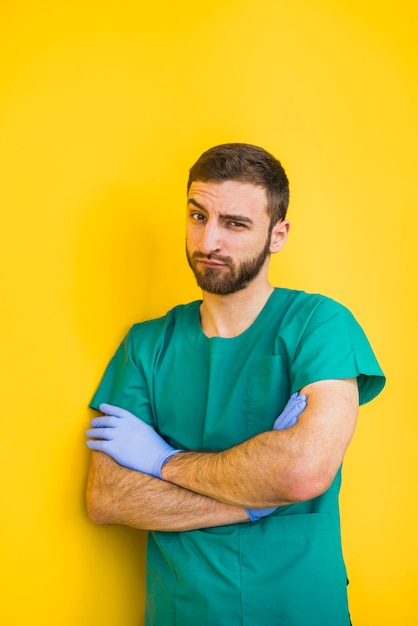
[187,143,289,224]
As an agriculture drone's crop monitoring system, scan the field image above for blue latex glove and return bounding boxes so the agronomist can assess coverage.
[86,403,181,478]
[272,392,307,430]
[246,392,307,522]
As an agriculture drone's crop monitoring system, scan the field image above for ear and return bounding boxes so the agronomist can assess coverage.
[269,220,290,254]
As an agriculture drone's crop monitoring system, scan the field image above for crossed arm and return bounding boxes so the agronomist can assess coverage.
[86,451,248,531]
[86,378,358,531]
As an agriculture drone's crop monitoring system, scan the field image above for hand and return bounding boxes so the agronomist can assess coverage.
[86,403,181,478]
[273,391,307,430]
[246,392,307,522]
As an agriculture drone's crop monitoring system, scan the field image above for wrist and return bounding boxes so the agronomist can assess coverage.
[160,449,182,480]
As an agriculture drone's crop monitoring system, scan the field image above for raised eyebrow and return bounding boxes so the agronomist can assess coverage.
[187,198,207,212]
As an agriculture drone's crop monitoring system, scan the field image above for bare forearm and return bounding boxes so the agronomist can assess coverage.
[161,433,295,508]
[86,451,248,532]
[162,380,359,507]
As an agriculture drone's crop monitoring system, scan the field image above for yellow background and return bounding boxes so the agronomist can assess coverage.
[1,1,416,624]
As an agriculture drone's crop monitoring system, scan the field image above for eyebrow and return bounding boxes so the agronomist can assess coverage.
[187,198,254,225]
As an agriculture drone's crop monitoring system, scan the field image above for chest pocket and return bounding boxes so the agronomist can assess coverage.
[246,355,290,438]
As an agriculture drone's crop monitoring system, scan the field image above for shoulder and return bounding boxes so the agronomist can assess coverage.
[125,300,201,350]
[276,289,386,404]
[273,287,352,325]
[273,287,344,308]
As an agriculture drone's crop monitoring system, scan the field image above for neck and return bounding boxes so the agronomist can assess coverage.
[200,276,274,338]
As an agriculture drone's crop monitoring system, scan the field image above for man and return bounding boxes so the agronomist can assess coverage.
[86,143,385,625]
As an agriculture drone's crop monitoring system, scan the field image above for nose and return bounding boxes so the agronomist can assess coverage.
[198,222,222,255]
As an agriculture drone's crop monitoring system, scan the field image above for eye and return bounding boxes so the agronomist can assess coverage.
[227,221,247,229]
[190,212,207,222]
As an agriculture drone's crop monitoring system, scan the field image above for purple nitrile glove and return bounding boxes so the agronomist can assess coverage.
[246,392,307,522]
[272,392,307,430]
[86,403,181,478]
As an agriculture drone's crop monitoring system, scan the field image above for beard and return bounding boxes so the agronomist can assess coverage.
[186,236,271,295]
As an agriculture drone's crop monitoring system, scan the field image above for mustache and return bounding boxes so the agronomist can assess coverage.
[191,252,233,264]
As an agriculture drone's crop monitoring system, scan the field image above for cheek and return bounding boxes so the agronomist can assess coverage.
[186,230,201,257]
[185,227,194,245]
[242,235,269,254]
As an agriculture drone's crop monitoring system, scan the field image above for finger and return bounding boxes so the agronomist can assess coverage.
[99,402,136,418]
[90,415,120,429]
[99,402,133,418]
[274,415,296,430]
[86,427,114,440]
[86,439,109,452]
[291,393,307,408]
[99,403,138,420]
[287,396,307,415]
[283,415,298,428]
[282,405,304,425]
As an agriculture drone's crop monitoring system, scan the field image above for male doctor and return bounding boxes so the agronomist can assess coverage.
[86,143,385,625]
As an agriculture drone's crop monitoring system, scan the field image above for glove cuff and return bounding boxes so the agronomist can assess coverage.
[159,449,182,479]
[246,507,278,522]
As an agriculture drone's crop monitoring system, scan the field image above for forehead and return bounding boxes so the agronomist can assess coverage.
[187,180,268,215]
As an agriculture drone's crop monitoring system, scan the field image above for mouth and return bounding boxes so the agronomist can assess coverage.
[196,259,228,269]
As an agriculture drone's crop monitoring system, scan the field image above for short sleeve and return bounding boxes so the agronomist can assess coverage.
[290,298,385,405]
[89,328,154,425]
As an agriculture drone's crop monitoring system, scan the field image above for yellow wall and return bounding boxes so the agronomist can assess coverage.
[1,1,416,624]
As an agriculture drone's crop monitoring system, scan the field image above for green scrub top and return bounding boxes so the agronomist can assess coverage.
[90,288,385,626]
